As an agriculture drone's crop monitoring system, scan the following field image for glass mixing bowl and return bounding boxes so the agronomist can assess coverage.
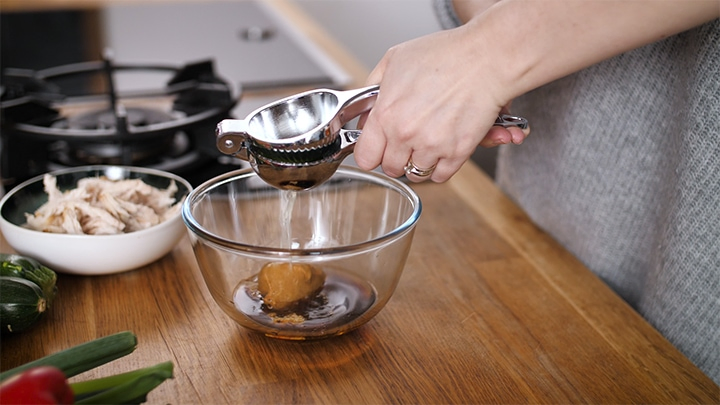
[182,166,422,340]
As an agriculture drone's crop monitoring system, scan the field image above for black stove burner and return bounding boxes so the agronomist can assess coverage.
[55,107,179,131]
[1,57,239,189]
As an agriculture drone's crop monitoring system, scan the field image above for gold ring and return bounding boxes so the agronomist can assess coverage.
[404,158,436,177]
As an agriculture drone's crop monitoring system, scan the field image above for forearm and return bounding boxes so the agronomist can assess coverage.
[456,0,719,103]
[453,0,500,22]
[355,0,717,180]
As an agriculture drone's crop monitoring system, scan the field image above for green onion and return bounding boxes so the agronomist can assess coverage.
[71,361,174,405]
[0,331,137,381]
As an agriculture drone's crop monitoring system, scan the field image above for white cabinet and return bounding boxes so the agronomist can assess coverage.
[293,0,441,69]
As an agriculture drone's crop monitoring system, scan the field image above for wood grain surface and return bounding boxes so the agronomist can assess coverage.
[1,163,718,404]
[1,2,718,402]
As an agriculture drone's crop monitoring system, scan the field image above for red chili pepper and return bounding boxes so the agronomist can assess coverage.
[0,366,74,405]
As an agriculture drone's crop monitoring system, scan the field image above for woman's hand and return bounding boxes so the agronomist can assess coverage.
[353,0,717,184]
[354,25,526,183]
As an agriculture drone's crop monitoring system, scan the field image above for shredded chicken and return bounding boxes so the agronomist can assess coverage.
[25,174,183,235]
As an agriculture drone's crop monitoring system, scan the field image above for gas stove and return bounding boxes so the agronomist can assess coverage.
[0,57,242,190]
[0,1,352,193]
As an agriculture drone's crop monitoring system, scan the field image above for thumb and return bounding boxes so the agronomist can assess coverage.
[358,55,389,128]
[365,51,390,86]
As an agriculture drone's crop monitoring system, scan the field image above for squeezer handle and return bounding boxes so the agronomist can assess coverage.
[336,85,531,149]
[216,119,250,160]
[495,114,531,136]
[214,85,530,165]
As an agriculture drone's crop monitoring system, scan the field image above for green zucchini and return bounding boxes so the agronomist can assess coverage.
[0,254,58,304]
[0,276,47,334]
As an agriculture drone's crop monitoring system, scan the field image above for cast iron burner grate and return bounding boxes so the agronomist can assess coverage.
[57,107,178,130]
[0,56,238,189]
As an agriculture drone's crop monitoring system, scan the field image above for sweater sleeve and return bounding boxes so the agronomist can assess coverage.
[432,0,462,29]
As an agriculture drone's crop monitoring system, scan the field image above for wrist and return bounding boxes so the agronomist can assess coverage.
[457,13,530,110]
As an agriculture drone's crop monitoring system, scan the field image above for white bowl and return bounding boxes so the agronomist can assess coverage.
[0,166,192,275]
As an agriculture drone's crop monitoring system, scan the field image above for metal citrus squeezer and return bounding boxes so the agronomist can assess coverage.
[216,85,529,190]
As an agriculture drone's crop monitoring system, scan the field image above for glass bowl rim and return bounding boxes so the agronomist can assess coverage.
[181,165,422,257]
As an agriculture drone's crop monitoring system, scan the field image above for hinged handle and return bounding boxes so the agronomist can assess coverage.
[216,119,250,161]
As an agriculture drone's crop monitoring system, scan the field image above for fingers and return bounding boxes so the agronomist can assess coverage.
[382,145,413,178]
[357,98,530,184]
[356,98,492,184]
[478,126,529,148]
[405,156,465,184]
[354,55,388,171]
[353,115,387,172]
[403,155,437,182]
[366,50,389,86]
[353,33,530,185]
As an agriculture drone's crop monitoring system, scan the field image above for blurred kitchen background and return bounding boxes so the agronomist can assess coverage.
[0,0,497,192]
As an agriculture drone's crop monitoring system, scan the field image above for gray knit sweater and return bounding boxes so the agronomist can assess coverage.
[434,0,719,384]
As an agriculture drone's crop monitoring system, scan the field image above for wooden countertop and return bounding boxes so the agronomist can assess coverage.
[1,1,718,403]
[1,163,718,403]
